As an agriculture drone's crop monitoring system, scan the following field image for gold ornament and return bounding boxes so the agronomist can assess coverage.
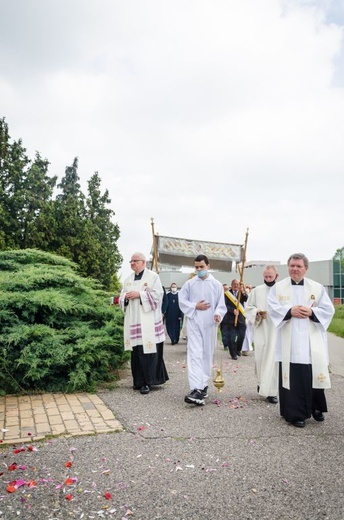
[213,368,225,392]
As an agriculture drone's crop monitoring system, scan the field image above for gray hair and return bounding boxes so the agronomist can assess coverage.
[287,253,309,269]
[131,252,146,261]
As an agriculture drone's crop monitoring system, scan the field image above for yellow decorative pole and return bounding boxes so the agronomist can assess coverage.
[234,228,249,327]
[150,217,159,273]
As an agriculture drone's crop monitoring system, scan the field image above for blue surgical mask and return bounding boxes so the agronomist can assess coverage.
[197,269,207,278]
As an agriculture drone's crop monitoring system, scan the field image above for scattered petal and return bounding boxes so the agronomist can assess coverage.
[64,461,73,468]
[104,492,112,500]
[65,493,73,500]
[65,477,77,486]
[8,463,17,471]
[14,479,26,488]
[6,485,16,493]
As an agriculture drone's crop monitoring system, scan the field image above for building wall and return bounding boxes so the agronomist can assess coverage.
[159,259,334,299]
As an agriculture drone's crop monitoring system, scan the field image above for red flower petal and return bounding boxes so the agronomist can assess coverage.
[8,463,17,471]
[64,478,75,486]
[104,492,112,500]
[6,485,16,493]
[65,494,73,501]
[64,461,72,467]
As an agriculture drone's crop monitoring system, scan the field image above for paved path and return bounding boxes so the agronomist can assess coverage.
[0,334,343,519]
[0,392,122,445]
[0,333,342,446]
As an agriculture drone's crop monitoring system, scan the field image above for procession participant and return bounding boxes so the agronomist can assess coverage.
[178,254,227,406]
[267,253,334,428]
[220,283,230,350]
[245,266,279,403]
[242,284,253,356]
[221,279,248,360]
[120,252,169,395]
[165,283,183,345]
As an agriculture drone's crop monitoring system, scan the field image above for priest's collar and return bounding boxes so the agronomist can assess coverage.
[291,278,304,285]
[134,269,145,280]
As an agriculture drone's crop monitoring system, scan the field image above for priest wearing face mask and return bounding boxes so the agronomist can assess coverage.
[178,255,227,406]
[245,265,279,404]
[165,283,184,345]
[119,252,169,395]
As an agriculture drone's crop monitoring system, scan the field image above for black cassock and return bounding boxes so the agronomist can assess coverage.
[165,292,183,345]
[131,342,169,389]
[129,270,169,389]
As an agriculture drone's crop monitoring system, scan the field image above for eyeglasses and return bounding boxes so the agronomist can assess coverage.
[129,260,144,264]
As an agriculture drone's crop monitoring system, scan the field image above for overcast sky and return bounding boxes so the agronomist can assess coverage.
[1,0,343,280]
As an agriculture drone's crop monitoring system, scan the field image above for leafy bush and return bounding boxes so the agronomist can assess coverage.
[328,304,344,339]
[0,249,127,394]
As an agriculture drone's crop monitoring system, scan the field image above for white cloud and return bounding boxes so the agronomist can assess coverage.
[1,0,343,281]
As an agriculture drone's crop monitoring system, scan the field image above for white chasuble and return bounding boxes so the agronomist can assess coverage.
[120,269,165,354]
[245,283,278,396]
[268,277,334,390]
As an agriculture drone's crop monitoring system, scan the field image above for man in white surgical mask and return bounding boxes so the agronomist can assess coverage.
[178,255,227,406]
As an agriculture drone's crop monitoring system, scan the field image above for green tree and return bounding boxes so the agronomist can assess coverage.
[0,118,58,251]
[54,157,86,261]
[0,119,123,289]
[21,152,58,249]
[0,118,30,248]
[0,249,127,394]
[82,172,122,289]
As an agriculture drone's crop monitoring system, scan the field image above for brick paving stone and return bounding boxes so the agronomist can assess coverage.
[0,392,123,444]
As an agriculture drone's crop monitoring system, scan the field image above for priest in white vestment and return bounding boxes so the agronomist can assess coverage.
[267,253,334,428]
[179,254,227,406]
[245,266,279,403]
[120,252,168,394]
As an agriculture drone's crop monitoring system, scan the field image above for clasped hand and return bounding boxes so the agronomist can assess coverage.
[291,305,312,319]
[126,291,140,300]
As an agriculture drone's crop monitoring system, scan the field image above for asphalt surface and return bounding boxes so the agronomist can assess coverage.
[0,333,343,520]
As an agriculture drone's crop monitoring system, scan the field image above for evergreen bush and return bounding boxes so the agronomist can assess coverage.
[0,249,127,394]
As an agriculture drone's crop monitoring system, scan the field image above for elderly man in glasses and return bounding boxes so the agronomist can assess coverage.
[119,252,169,395]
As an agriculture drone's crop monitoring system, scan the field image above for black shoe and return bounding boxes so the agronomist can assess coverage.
[140,385,150,394]
[201,386,208,398]
[312,410,325,422]
[223,346,228,350]
[229,347,237,360]
[184,389,205,405]
[267,396,278,404]
[292,420,306,428]
[237,351,242,357]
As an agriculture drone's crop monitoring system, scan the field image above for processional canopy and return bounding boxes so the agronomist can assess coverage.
[152,234,243,271]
